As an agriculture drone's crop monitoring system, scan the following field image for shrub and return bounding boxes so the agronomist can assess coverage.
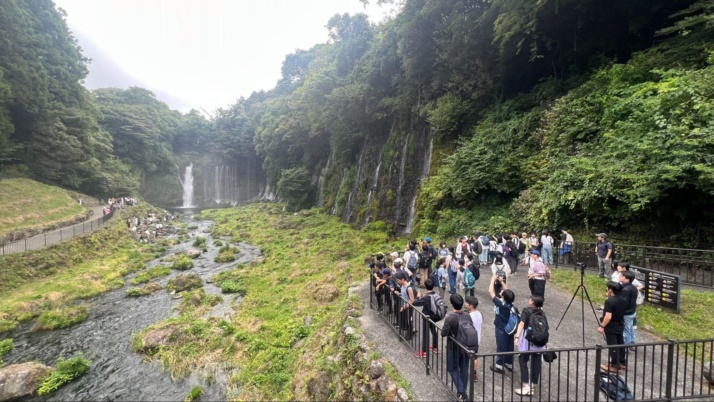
[37,355,90,395]
[213,240,223,246]
[167,274,203,292]
[214,250,236,263]
[171,256,194,270]
[192,236,207,247]
[184,386,203,402]
[0,338,13,365]
[126,282,162,297]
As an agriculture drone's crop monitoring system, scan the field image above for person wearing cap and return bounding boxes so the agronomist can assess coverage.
[595,233,613,278]
[528,249,547,299]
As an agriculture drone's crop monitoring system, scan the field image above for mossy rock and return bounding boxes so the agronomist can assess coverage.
[167,274,203,292]
[126,282,162,297]
[185,249,202,259]
[171,256,194,271]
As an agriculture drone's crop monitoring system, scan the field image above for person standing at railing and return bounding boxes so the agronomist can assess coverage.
[513,295,547,396]
[540,230,554,265]
[464,296,483,380]
[441,294,475,402]
[598,281,627,373]
[413,279,441,358]
[395,271,415,341]
[559,229,574,264]
[595,233,614,278]
[619,271,639,348]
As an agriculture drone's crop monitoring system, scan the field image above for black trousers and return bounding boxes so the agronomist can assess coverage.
[605,329,626,367]
[519,352,542,385]
[533,279,546,299]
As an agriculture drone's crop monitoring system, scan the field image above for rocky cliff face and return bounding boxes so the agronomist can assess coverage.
[317,117,434,233]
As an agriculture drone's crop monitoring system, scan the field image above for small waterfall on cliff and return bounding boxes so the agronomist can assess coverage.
[404,131,434,234]
[182,163,195,208]
[395,132,411,227]
[316,156,331,207]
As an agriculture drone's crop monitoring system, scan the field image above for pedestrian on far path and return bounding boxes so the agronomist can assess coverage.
[595,233,613,278]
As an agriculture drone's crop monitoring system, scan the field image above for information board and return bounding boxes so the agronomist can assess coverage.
[631,265,681,313]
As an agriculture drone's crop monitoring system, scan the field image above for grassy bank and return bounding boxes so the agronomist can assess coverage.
[0,204,157,333]
[0,178,88,239]
[549,269,714,340]
[132,203,397,400]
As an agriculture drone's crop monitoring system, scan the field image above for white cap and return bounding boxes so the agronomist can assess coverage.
[390,252,399,259]
[394,258,403,265]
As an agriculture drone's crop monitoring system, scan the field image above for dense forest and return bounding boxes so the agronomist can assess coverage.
[1,0,713,245]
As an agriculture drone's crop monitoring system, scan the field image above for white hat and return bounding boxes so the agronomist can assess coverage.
[390,252,399,259]
[394,258,403,265]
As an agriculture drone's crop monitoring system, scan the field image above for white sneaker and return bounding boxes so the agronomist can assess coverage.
[515,385,533,396]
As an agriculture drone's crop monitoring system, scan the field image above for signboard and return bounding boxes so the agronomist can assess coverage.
[631,265,681,314]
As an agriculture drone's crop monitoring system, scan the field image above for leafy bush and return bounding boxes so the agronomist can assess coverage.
[38,355,90,395]
[131,266,172,285]
[35,305,88,330]
[171,256,194,270]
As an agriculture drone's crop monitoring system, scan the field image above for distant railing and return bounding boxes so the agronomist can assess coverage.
[0,208,115,256]
[554,240,714,288]
[369,280,714,401]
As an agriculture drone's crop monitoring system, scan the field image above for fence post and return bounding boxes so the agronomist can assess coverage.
[24,238,27,251]
[468,350,475,402]
[594,344,603,402]
[665,340,675,401]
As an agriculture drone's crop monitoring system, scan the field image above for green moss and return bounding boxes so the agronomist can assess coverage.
[192,236,207,247]
[172,256,195,270]
[126,282,162,297]
[35,305,88,330]
[212,268,247,294]
[184,386,203,402]
[213,240,223,246]
[37,355,91,395]
[167,274,203,292]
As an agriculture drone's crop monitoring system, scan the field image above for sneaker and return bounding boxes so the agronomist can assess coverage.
[515,386,533,396]
[457,393,466,402]
[489,365,504,374]
[504,364,513,372]
[430,346,439,354]
[415,351,426,358]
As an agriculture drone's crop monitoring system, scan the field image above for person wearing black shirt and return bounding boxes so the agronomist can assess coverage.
[489,275,515,373]
[619,270,639,348]
[598,281,627,372]
[413,279,440,358]
[441,294,472,402]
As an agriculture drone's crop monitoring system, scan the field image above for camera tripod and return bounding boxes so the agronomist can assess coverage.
[555,265,604,346]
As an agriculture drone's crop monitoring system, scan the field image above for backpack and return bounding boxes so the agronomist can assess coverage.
[429,294,446,321]
[469,264,480,281]
[454,312,479,352]
[430,270,441,289]
[418,251,430,268]
[509,244,520,259]
[525,309,549,347]
[406,251,418,270]
[480,236,490,247]
[517,240,526,254]
[502,304,520,335]
[464,269,476,289]
[544,265,552,280]
[428,245,438,262]
[599,372,634,400]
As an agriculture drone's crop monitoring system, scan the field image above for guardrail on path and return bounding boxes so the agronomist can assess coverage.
[555,240,714,288]
[0,208,115,256]
[369,279,714,401]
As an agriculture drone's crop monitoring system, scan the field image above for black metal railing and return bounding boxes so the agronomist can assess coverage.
[0,208,115,256]
[555,240,714,288]
[369,280,714,401]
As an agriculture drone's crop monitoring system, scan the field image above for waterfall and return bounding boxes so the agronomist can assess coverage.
[182,162,195,208]
[404,131,434,234]
[316,155,331,207]
[395,132,411,226]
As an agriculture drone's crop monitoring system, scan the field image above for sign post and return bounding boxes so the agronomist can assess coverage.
[631,265,681,313]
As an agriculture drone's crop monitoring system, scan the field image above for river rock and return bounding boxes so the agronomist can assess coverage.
[703,361,714,385]
[0,362,52,401]
[344,326,355,336]
[314,285,339,302]
[397,388,409,402]
[251,257,265,265]
[167,274,203,292]
[369,360,385,379]
[306,371,331,401]
[137,325,180,354]
[185,249,201,259]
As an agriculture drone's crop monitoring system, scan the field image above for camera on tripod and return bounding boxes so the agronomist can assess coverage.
[575,262,587,272]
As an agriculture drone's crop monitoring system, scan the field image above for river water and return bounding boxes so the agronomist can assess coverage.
[1,217,260,401]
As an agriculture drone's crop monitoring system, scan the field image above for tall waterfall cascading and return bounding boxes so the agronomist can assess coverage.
[404,132,434,233]
[182,162,195,208]
[202,163,249,205]
[395,132,411,227]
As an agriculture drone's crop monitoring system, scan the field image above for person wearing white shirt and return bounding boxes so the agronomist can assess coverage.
[540,231,554,265]
[465,295,483,379]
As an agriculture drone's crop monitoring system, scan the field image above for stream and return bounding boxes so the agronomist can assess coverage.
[1,216,260,401]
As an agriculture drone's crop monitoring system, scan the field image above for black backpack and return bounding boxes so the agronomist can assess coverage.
[454,312,479,352]
[517,240,526,254]
[430,270,441,288]
[599,372,634,400]
[429,294,446,321]
[525,309,549,347]
[418,251,430,268]
[469,263,480,281]
[509,243,520,259]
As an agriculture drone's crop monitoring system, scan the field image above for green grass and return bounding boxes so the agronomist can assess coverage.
[133,203,402,400]
[212,267,247,294]
[34,305,88,330]
[126,282,162,297]
[0,178,88,238]
[171,256,194,270]
[549,269,714,340]
[131,266,172,285]
[184,386,203,402]
[192,236,207,248]
[37,355,90,395]
[167,274,203,292]
[0,204,155,333]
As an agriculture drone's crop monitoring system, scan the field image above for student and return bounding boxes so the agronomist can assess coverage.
[490,251,511,297]
[619,271,639,347]
[456,236,471,259]
[371,262,385,311]
[464,296,482,379]
[457,260,466,299]
[528,250,547,299]
[489,275,515,373]
[441,294,473,402]
[376,269,396,315]
[437,258,448,297]
[413,279,440,357]
[448,251,459,295]
[395,271,416,340]
[540,230,554,265]
[598,281,627,372]
[478,233,490,265]
[514,295,547,396]
[559,229,574,264]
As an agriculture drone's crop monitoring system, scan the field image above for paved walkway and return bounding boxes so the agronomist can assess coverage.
[358,265,708,401]
[0,205,109,255]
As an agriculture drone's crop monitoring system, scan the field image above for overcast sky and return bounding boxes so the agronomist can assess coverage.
[53,0,392,112]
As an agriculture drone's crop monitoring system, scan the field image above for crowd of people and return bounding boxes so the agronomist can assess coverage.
[127,211,173,243]
[103,196,140,216]
[369,232,643,400]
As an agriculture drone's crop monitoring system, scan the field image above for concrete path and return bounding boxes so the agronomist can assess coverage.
[359,265,710,401]
[0,204,108,255]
